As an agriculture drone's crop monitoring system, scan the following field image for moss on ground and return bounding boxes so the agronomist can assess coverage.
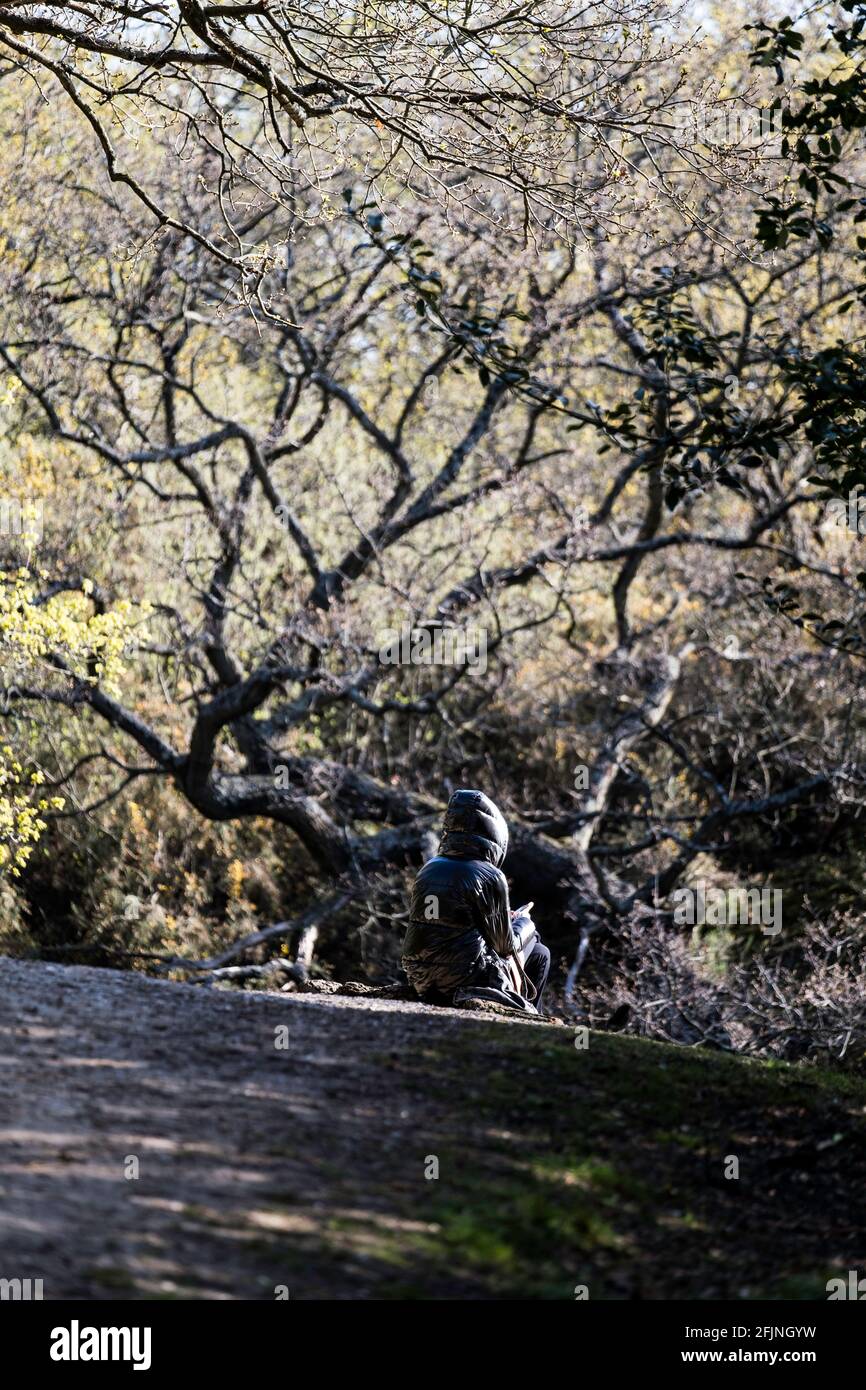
[292,1028,866,1299]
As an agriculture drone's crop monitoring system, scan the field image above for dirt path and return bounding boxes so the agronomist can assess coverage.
[0,957,543,1300]
[2,956,864,1301]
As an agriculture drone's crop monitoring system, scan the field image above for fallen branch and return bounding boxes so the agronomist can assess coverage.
[149,892,352,974]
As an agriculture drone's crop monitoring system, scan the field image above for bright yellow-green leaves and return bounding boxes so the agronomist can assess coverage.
[0,569,148,874]
[0,568,144,694]
[0,754,64,876]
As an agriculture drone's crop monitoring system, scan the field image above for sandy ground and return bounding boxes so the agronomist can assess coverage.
[0,956,543,1300]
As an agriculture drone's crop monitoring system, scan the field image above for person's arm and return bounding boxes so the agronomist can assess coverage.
[475,866,514,958]
[511,902,536,957]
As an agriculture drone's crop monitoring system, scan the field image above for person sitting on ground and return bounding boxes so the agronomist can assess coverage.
[402,788,550,1014]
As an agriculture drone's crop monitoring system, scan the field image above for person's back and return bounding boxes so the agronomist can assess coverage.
[402,788,549,1012]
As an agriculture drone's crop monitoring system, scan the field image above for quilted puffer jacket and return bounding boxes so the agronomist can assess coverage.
[402,789,529,1005]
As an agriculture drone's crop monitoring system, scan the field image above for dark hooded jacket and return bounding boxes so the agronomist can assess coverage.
[402,789,519,1000]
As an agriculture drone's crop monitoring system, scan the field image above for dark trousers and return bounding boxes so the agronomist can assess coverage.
[524,940,551,1014]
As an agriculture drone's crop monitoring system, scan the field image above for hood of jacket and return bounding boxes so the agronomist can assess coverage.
[438,788,508,867]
